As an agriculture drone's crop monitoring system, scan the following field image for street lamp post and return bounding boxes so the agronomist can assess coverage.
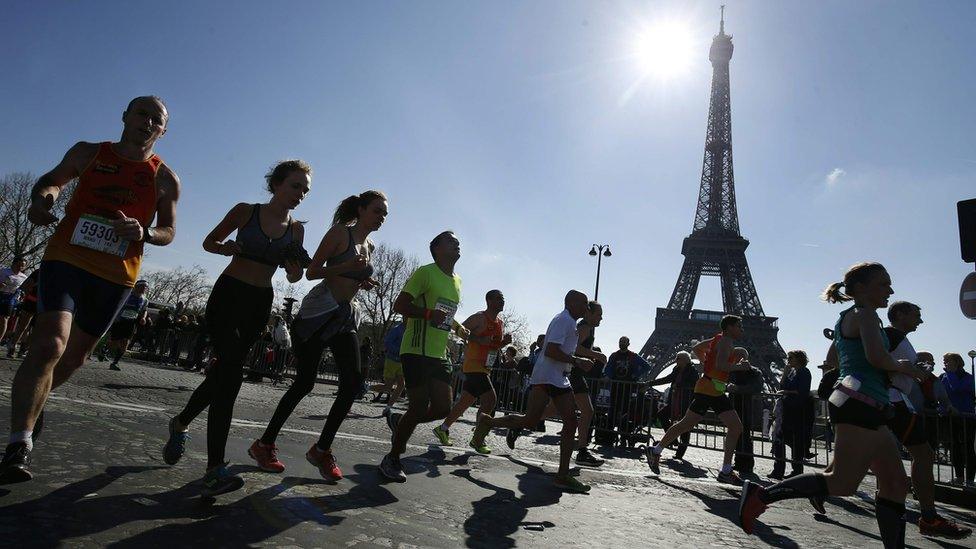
[589,244,612,301]
[968,349,976,378]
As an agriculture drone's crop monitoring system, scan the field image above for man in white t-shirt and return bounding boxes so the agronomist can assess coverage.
[882,301,971,539]
[0,256,29,346]
[477,290,594,493]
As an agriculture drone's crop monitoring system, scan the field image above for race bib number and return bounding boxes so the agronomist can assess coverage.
[120,308,139,320]
[431,298,458,331]
[485,350,498,368]
[70,214,128,257]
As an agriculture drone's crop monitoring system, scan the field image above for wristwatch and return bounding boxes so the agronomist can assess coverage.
[141,226,154,244]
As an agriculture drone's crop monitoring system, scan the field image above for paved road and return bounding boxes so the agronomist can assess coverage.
[0,356,973,548]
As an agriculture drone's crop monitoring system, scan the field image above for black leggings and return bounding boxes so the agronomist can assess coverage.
[177,275,273,469]
[261,330,361,450]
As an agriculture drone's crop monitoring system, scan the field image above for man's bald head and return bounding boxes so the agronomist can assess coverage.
[565,290,588,319]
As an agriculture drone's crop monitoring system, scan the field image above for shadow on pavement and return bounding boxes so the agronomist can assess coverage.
[101,383,192,393]
[451,456,563,548]
[664,459,709,479]
[655,478,800,548]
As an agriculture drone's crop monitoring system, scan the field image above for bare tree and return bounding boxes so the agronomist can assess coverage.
[357,242,420,354]
[143,265,212,311]
[273,279,309,318]
[0,172,74,269]
[498,310,530,355]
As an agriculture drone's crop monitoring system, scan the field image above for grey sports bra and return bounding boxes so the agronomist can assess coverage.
[236,204,295,267]
[326,227,374,281]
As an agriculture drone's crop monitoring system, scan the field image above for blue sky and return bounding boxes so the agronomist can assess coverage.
[2,1,975,382]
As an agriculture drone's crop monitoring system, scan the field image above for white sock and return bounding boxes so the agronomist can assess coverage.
[652,443,663,455]
[720,463,733,474]
[9,431,33,452]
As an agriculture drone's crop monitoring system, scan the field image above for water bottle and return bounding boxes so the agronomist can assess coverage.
[828,374,861,407]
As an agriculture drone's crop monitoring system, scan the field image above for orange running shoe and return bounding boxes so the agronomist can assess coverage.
[306,445,342,481]
[248,439,285,473]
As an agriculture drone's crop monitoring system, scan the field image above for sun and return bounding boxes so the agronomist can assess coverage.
[632,21,694,79]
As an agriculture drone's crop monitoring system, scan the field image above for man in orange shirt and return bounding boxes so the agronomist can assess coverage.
[433,289,511,453]
[1,96,181,483]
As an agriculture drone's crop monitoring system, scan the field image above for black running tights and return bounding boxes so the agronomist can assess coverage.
[261,330,361,450]
[177,275,272,469]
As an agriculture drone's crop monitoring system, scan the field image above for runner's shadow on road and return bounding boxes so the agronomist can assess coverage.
[451,457,563,549]
[664,459,709,479]
[655,478,799,548]
[101,383,192,393]
[111,464,398,548]
[811,514,898,547]
[402,446,473,479]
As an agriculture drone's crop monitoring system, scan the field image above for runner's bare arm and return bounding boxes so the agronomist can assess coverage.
[692,338,711,362]
[855,308,924,380]
[144,163,179,246]
[305,224,364,281]
[203,202,250,255]
[393,291,447,325]
[462,313,489,344]
[29,141,99,225]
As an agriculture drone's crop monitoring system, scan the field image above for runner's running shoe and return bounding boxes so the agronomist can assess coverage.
[575,449,605,467]
[201,464,244,497]
[717,469,743,485]
[469,440,491,455]
[248,439,285,473]
[163,417,190,465]
[808,496,827,515]
[379,454,406,483]
[0,442,32,483]
[306,445,342,481]
[432,426,453,446]
[918,515,972,539]
[738,480,768,535]
[554,475,591,493]
[505,428,523,450]
[646,447,661,475]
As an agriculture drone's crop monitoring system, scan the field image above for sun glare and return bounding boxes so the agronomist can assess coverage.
[633,21,694,79]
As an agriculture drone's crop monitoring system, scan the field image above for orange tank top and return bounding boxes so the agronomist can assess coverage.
[462,314,503,374]
[694,333,732,396]
[43,142,161,287]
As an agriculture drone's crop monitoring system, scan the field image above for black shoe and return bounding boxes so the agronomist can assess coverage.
[506,428,523,450]
[109,363,121,371]
[809,496,827,515]
[646,447,661,475]
[32,411,44,442]
[673,445,687,461]
[0,442,33,483]
[575,449,605,467]
[768,470,785,480]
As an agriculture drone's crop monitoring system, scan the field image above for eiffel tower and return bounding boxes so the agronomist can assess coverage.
[639,8,786,387]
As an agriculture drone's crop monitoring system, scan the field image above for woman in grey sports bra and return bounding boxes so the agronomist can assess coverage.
[251,190,389,482]
[164,160,311,498]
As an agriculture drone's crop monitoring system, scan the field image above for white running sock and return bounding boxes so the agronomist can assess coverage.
[9,431,33,452]
[720,463,733,474]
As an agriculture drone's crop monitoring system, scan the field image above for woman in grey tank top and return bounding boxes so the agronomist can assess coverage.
[251,190,389,482]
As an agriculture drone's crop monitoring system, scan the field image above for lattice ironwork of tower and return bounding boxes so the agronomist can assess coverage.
[639,10,786,388]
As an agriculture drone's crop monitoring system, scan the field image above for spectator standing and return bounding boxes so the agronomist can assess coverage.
[727,349,764,476]
[770,350,812,479]
[649,351,700,459]
[941,352,975,485]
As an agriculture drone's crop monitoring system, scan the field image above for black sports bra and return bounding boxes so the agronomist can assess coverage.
[326,226,374,281]
[236,204,295,267]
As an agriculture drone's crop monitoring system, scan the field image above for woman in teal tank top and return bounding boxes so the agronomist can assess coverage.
[740,262,929,549]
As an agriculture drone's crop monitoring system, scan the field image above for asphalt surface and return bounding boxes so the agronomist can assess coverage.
[0,356,973,548]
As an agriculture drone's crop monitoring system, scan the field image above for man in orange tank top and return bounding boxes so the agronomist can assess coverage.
[645,315,752,485]
[1,96,181,483]
[433,289,511,454]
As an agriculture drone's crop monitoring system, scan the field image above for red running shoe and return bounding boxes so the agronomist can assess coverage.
[248,439,285,473]
[918,515,972,540]
[307,445,342,481]
[738,480,768,535]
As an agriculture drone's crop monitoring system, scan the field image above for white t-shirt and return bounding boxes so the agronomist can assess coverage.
[529,309,578,388]
[888,336,917,403]
[0,269,27,295]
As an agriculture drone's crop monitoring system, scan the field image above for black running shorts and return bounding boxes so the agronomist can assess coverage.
[462,372,494,398]
[38,260,131,337]
[402,353,453,389]
[688,392,734,415]
[532,383,573,398]
[828,398,889,430]
[887,401,928,447]
[109,319,138,341]
[568,370,590,394]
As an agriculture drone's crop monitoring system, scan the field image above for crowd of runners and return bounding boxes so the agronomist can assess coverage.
[0,96,974,547]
